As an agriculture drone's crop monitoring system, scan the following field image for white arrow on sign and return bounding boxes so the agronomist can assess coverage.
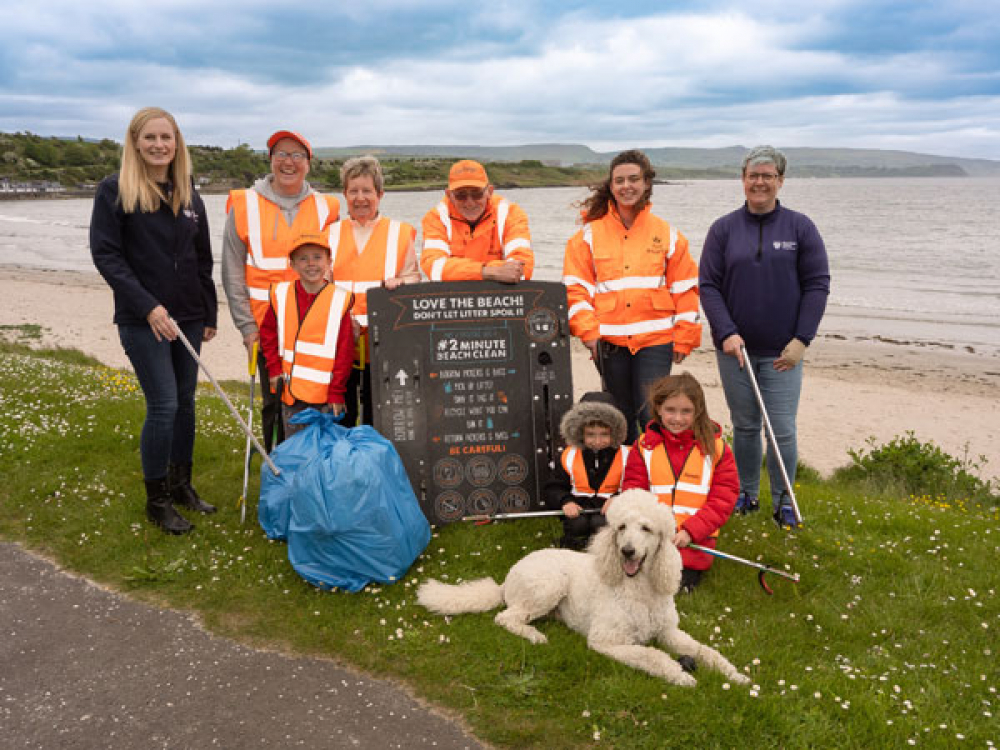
[395,369,408,386]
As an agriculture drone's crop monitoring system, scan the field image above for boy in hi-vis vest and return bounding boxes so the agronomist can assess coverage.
[260,231,355,438]
[621,372,739,592]
[544,392,630,550]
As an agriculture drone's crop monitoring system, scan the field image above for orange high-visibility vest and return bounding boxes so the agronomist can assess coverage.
[270,282,352,406]
[561,446,630,500]
[326,216,416,330]
[562,203,700,354]
[420,194,533,281]
[639,436,725,536]
[228,188,340,326]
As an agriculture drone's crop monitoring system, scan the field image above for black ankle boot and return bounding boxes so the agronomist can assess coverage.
[168,462,216,514]
[145,478,193,534]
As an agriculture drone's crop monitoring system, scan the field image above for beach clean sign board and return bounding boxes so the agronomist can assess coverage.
[368,281,574,525]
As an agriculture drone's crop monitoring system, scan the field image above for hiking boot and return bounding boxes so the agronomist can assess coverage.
[145,478,193,535]
[168,462,216,515]
[735,492,759,515]
[772,495,801,529]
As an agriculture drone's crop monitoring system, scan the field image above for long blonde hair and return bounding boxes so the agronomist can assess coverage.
[118,107,192,215]
[647,372,719,461]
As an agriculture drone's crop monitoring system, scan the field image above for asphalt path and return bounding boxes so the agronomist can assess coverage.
[0,542,485,749]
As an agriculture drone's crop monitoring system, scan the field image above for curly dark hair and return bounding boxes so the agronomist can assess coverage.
[579,149,656,223]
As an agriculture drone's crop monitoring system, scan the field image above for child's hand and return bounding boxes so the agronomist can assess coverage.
[673,529,692,548]
[563,502,582,519]
[268,376,280,392]
[330,403,345,417]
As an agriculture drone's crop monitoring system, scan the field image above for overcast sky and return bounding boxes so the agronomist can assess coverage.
[2,0,998,159]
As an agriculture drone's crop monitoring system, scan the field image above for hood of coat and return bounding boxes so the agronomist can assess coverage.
[560,395,628,449]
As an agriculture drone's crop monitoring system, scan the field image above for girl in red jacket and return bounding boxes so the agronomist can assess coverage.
[621,372,739,592]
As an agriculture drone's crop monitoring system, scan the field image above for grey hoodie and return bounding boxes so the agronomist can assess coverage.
[220,175,319,340]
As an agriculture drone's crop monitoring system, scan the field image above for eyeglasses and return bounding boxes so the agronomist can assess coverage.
[273,150,308,163]
[745,172,780,183]
[451,188,487,202]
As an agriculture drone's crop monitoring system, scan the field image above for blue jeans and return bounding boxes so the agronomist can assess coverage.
[118,321,204,481]
[599,342,675,444]
[716,351,802,502]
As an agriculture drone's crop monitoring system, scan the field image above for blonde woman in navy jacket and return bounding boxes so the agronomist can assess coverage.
[90,107,217,535]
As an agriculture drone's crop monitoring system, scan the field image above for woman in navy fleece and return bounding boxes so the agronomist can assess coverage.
[698,146,830,528]
[90,107,218,535]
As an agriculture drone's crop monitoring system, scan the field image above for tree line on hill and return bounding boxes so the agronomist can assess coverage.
[0,132,605,194]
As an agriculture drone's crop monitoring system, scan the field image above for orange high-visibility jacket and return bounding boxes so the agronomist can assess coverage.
[327,216,416,330]
[227,188,340,326]
[561,446,631,500]
[420,194,533,281]
[270,281,353,406]
[562,203,700,354]
[639,435,725,537]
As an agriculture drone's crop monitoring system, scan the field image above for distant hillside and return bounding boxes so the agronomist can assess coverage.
[316,143,1000,177]
[4,131,998,198]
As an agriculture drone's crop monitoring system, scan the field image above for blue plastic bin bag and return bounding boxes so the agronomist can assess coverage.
[258,408,346,540]
[286,422,431,592]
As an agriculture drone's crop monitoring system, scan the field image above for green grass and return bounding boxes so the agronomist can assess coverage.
[1,344,998,748]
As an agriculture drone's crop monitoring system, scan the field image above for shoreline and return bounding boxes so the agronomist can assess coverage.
[3,264,998,481]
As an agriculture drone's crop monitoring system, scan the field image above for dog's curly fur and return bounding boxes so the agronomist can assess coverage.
[417,489,750,686]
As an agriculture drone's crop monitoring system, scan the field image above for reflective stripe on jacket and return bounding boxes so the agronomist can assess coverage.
[561,446,630,499]
[228,188,340,325]
[271,282,352,406]
[420,194,533,281]
[327,216,415,329]
[563,203,700,354]
[639,436,724,536]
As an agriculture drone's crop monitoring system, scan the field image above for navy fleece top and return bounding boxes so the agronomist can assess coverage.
[699,201,830,356]
[90,175,217,328]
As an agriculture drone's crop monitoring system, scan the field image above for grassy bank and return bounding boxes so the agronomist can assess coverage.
[1,344,997,748]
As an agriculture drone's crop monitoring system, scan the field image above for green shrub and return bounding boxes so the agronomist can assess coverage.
[835,431,996,505]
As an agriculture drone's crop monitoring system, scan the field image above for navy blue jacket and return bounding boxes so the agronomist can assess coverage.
[90,175,217,328]
[699,201,830,356]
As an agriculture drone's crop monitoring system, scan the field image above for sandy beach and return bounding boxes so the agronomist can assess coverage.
[3,265,998,481]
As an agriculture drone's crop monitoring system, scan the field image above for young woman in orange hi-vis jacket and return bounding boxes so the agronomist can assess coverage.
[563,150,701,444]
[420,159,533,284]
[327,155,421,427]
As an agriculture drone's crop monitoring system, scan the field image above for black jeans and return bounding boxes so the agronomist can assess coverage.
[599,341,675,444]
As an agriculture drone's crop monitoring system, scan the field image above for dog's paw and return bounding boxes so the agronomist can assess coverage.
[669,672,697,687]
[527,632,548,645]
[730,673,752,685]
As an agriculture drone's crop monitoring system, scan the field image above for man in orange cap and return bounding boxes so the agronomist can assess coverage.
[420,159,533,284]
[222,129,340,449]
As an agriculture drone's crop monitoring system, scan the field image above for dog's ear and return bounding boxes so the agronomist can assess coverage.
[651,532,683,595]
[590,524,624,587]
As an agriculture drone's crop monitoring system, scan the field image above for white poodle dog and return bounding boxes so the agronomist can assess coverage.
[417,489,750,686]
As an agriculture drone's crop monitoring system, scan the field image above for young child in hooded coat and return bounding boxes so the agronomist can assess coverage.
[544,391,630,550]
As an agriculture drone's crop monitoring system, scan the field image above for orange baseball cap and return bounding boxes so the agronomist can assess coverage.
[288,230,330,256]
[267,130,312,160]
[448,159,489,190]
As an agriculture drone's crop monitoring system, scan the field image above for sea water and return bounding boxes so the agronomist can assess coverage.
[1,178,998,356]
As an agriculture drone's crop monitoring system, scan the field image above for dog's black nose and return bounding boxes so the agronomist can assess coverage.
[621,545,635,559]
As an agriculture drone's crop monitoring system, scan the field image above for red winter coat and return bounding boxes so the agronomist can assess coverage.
[622,422,738,570]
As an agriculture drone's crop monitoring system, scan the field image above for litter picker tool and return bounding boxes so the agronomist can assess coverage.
[237,342,259,523]
[740,344,803,526]
[171,320,280,476]
[689,543,799,595]
[465,508,602,526]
